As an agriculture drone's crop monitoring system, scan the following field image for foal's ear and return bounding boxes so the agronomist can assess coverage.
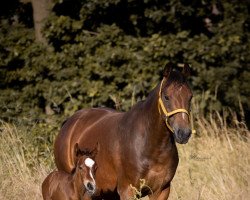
[74,143,81,157]
[182,63,191,77]
[163,62,173,78]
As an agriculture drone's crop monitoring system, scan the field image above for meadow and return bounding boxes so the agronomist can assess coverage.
[0,106,249,200]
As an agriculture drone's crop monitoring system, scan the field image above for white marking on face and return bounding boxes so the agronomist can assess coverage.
[182,113,186,120]
[84,158,95,182]
[89,168,94,181]
[85,158,95,168]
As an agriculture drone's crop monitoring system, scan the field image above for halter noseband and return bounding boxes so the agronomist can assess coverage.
[158,78,190,133]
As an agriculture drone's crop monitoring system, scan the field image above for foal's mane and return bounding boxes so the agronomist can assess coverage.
[76,147,95,157]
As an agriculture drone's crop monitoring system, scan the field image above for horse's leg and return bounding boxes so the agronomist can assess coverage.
[148,185,170,200]
[117,183,134,200]
[157,186,170,200]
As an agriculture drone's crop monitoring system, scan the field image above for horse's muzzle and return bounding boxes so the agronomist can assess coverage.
[173,128,191,144]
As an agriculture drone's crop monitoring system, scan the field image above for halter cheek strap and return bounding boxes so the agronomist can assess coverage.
[158,78,191,133]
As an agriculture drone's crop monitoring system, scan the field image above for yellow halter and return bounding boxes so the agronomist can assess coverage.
[158,78,190,133]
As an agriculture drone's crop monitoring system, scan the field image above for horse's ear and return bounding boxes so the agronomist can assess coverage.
[182,63,191,77]
[163,62,173,78]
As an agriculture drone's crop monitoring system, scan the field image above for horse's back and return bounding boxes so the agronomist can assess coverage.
[54,108,121,173]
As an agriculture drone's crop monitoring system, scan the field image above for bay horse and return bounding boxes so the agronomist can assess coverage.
[54,63,193,200]
[42,144,98,200]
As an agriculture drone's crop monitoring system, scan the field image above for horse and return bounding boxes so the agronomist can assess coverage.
[42,144,98,200]
[54,63,193,200]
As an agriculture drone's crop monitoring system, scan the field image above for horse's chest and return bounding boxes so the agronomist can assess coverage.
[143,154,178,191]
[145,165,171,190]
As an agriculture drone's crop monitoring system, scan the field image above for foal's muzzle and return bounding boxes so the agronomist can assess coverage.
[85,181,96,195]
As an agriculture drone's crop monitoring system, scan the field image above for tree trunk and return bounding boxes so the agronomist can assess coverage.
[31,0,52,44]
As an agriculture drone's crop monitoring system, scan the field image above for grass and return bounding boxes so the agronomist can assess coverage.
[0,109,249,200]
[0,122,53,200]
[169,111,249,200]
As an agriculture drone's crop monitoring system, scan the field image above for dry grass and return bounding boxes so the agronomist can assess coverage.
[169,112,250,200]
[0,122,52,200]
[0,110,249,200]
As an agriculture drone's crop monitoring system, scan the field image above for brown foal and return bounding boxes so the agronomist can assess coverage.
[42,145,97,200]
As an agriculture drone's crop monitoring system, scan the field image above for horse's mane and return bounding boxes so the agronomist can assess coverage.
[165,70,187,87]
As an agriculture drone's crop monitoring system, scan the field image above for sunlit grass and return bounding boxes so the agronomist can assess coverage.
[0,108,249,200]
[169,113,249,200]
[0,122,53,200]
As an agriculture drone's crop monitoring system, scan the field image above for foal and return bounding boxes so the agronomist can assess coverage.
[42,144,97,200]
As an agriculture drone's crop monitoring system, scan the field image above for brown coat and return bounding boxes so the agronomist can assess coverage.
[42,155,96,200]
[54,64,193,200]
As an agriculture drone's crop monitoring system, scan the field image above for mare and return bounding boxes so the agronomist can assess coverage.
[54,63,193,200]
[42,144,98,200]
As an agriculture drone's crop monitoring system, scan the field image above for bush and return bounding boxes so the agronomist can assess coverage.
[0,0,249,123]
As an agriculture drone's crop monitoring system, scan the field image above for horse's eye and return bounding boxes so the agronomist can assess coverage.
[164,95,170,101]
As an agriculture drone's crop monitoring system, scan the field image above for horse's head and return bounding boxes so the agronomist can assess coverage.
[74,143,98,195]
[158,63,193,144]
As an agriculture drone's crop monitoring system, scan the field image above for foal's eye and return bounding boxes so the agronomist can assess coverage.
[164,95,170,101]
[79,165,83,170]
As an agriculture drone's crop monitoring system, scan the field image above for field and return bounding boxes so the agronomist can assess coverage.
[0,110,249,200]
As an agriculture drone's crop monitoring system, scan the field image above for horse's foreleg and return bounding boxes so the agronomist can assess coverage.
[148,185,170,200]
[117,183,135,200]
[157,186,170,200]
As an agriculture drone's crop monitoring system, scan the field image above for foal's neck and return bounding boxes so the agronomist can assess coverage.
[72,170,84,198]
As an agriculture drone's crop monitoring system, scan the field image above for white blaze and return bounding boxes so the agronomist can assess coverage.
[84,157,95,181]
[85,158,95,168]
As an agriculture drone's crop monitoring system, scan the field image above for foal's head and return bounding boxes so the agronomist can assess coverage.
[158,63,193,144]
[74,143,98,195]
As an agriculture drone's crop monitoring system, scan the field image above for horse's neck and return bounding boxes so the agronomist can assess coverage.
[143,88,170,137]
[137,85,176,154]
[124,85,173,150]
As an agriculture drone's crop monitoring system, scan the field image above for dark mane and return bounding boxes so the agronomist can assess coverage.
[166,70,187,87]
[76,147,95,157]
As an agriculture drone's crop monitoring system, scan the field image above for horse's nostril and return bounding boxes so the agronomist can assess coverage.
[178,128,191,136]
[185,129,192,137]
[175,128,192,144]
[87,182,94,191]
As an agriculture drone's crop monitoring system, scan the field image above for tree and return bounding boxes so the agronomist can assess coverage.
[21,0,52,44]
[0,0,249,126]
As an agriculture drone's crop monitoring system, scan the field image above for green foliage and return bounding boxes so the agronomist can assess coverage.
[0,0,249,123]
